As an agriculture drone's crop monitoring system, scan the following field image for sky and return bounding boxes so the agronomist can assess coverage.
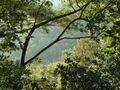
[50,0,61,7]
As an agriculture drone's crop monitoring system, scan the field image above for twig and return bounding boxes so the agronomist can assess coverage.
[68,0,75,11]
[33,0,46,26]
[75,0,81,8]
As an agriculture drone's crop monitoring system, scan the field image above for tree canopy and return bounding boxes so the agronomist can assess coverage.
[0,0,120,89]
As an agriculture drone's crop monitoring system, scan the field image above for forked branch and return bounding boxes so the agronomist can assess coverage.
[21,0,93,66]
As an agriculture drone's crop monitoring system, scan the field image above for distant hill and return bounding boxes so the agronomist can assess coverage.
[11,27,82,64]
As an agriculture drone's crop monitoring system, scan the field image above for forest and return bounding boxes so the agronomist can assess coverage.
[0,0,120,90]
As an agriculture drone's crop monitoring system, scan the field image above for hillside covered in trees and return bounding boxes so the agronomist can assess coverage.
[0,0,120,90]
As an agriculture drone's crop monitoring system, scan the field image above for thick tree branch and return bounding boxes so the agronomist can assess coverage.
[57,18,82,40]
[24,39,59,65]
[23,0,116,66]
[23,16,105,66]
[23,17,83,65]
[23,0,91,65]
[56,0,89,40]
[24,35,97,66]
[20,0,93,66]
[20,27,35,65]
[33,0,93,29]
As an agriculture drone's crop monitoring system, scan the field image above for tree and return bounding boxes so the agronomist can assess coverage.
[1,0,119,67]
[0,0,120,89]
[55,35,120,89]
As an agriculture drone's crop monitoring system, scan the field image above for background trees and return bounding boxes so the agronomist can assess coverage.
[55,37,120,90]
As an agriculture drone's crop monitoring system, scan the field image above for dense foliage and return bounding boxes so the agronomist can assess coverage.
[0,55,30,90]
[0,0,120,89]
[55,36,120,90]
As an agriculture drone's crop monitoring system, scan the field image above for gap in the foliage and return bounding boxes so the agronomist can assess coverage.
[10,26,84,64]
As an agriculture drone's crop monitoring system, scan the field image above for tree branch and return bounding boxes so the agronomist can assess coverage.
[24,35,96,66]
[68,0,76,11]
[59,36,96,40]
[24,17,85,66]
[20,27,35,66]
[20,0,93,66]
[33,0,93,29]
[75,0,81,8]
[89,1,114,36]
[33,0,45,26]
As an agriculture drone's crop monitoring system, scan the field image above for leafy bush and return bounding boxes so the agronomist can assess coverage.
[0,55,30,90]
[55,38,120,90]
